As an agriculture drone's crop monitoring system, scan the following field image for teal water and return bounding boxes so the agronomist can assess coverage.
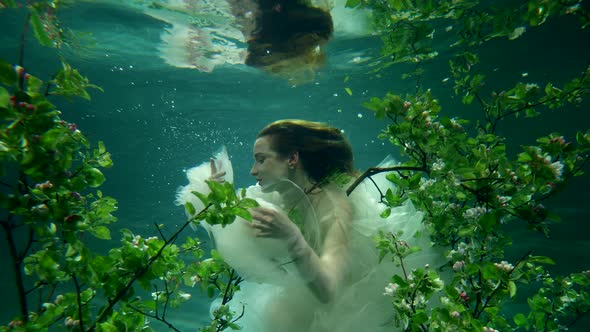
[1,1,589,330]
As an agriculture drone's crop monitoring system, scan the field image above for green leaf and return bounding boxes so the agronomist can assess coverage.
[528,255,556,265]
[345,87,352,96]
[462,93,475,105]
[98,141,106,154]
[207,180,227,201]
[412,311,429,324]
[514,313,528,327]
[26,75,44,95]
[380,207,392,218]
[85,168,105,187]
[458,226,474,237]
[185,202,196,216]
[91,226,111,240]
[391,0,404,11]
[192,191,210,206]
[576,131,589,145]
[50,62,103,100]
[0,86,9,108]
[99,322,119,332]
[408,173,422,189]
[517,152,532,162]
[238,198,259,209]
[480,213,497,232]
[232,207,252,221]
[345,0,361,8]
[30,12,54,47]
[508,280,517,298]
[0,60,17,86]
[455,191,467,200]
[207,284,216,297]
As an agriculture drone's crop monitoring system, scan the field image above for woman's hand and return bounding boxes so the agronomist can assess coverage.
[249,207,302,240]
[208,158,226,183]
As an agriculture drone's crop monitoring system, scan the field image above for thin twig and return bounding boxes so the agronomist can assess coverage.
[346,166,428,196]
[154,222,167,242]
[162,282,170,321]
[72,274,85,332]
[0,181,14,189]
[25,280,47,295]
[18,13,31,90]
[221,269,235,305]
[127,304,181,332]
[474,251,531,318]
[1,220,28,322]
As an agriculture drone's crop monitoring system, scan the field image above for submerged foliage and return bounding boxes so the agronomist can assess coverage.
[1,0,589,331]
[345,0,590,331]
[0,2,255,331]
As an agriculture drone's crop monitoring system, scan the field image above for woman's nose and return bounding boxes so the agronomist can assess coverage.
[250,164,257,176]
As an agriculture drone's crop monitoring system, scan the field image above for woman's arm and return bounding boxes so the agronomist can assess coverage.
[250,193,352,303]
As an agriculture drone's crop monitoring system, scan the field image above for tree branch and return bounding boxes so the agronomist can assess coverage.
[1,219,29,322]
[127,304,181,332]
[346,166,428,196]
[88,205,211,331]
[72,274,85,332]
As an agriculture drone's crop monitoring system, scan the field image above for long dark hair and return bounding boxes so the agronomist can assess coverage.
[244,1,333,83]
[257,119,354,184]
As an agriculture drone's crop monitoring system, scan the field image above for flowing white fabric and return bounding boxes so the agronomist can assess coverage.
[176,149,442,332]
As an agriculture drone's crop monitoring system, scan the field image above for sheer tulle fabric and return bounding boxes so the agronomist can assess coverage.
[176,149,439,331]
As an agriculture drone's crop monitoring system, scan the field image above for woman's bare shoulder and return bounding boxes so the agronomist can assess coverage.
[313,183,352,222]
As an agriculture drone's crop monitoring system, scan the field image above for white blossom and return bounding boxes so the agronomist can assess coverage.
[400,300,411,311]
[383,283,399,296]
[132,235,147,251]
[463,207,487,219]
[415,294,426,305]
[431,277,444,290]
[549,161,564,180]
[494,261,514,272]
[54,295,64,305]
[65,317,79,327]
[152,291,163,301]
[420,179,436,191]
[496,195,511,204]
[431,160,446,171]
[190,275,201,285]
[178,292,192,300]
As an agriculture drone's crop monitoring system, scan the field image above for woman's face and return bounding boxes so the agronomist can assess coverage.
[250,136,289,188]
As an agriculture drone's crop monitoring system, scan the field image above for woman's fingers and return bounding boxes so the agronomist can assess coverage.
[210,158,217,173]
[250,219,274,237]
[209,158,226,182]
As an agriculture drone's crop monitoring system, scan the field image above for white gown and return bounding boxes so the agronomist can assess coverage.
[176,147,442,332]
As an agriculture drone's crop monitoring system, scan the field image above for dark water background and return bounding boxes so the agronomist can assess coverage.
[0,2,589,330]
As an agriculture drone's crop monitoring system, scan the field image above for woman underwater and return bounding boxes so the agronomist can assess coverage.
[177,120,440,331]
